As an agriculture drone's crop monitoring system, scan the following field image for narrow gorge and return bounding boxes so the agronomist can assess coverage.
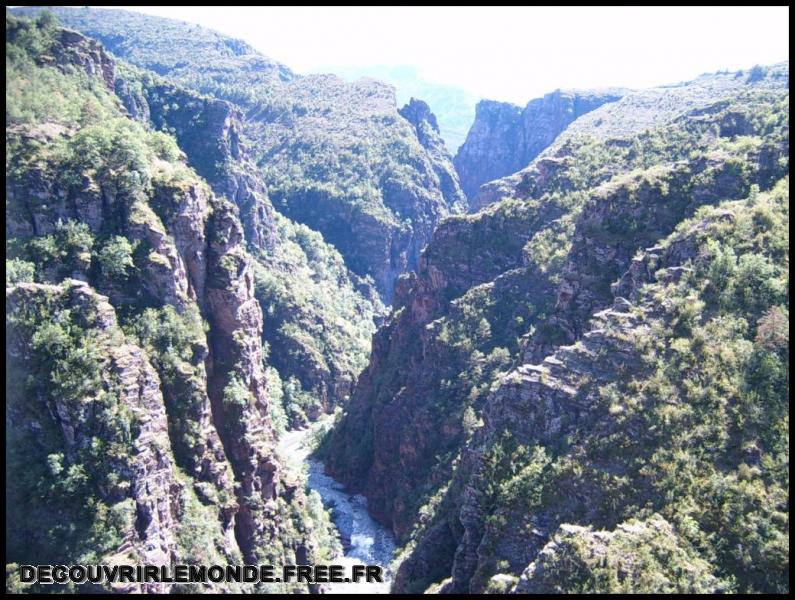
[5,6,789,596]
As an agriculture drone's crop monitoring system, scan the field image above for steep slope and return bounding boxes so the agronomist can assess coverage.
[5,16,337,592]
[13,5,384,415]
[475,64,789,209]
[13,6,468,302]
[111,61,385,420]
[399,98,468,213]
[322,64,789,593]
[7,281,190,594]
[444,180,789,593]
[246,74,466,300]
[454,89,626,202]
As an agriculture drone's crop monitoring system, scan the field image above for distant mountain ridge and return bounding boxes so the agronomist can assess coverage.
[474,62,790,210]
[321,64,480,154]
[11,5,295,93]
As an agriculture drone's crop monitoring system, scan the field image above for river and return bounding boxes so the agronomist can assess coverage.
[277,421,397,594]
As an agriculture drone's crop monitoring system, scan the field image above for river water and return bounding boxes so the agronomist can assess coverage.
[277,423,397,594]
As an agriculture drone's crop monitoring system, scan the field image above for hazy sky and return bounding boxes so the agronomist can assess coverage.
[111,6,789,104]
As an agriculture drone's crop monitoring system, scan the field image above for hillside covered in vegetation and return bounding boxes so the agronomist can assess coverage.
[323,62,790,593]
[6,13,343,592]
[13,6,468,302]
[5,6,789,596]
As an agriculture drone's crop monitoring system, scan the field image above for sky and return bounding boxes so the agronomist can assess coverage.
[109,6,789,104]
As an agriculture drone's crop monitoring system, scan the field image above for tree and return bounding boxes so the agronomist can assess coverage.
[747,65,767,83]
[755,305,789,353]
[223,376,252,408]
[35,11,58,31]
[98,236,135,280]
[6,258,35,285]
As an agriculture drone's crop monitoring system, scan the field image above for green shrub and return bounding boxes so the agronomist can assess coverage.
[6,258,35,285]
[223,376,252,408]
[98,236,135,280]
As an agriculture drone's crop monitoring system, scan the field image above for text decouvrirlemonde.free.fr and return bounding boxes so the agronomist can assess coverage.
[18,564,384,585]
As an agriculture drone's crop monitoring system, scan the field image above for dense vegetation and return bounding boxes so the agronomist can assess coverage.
[7,284,139,571]
[10,5,388,415]
[5,7,789,596]
[254,212,384,427]
[470,181,789,593]
[13,6,468,302]
[323,60,789,593]
[6,13,343,592]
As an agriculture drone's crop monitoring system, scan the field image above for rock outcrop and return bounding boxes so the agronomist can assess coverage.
[522,139,788,363]
[203,195,280,560]
[6,281,183,594]
[400,97,468,214]
[512,517,721,594]
[124,77,279,254]
[20,6,468,303]
[454,89,626,203]
[47,26,116,89]
[6,17,335,591]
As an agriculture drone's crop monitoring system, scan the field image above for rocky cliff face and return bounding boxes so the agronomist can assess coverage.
[47,25,116,88]
[474,63,790,209]
[200,193,319,565]
[399,97,468,214]
[109,47,384,417]
[323,201,544,537]
[6,282,189,594]
[324,64,789,594]
[18,6,468,303]
[128,78,279,254]
[440,179,789,593]
[454,89,626,203]
[454,100,523,201]
[248,74,465,301]
[6,17,335,592]
[522,138,787,363]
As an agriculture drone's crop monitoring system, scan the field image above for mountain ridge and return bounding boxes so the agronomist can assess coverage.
[10,5,467,303]
[5,7,790,596]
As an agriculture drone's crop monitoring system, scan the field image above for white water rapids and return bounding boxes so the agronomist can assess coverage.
[276,421,397,594]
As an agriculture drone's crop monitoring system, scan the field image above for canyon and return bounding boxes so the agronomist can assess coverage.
[5,6,790,596]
